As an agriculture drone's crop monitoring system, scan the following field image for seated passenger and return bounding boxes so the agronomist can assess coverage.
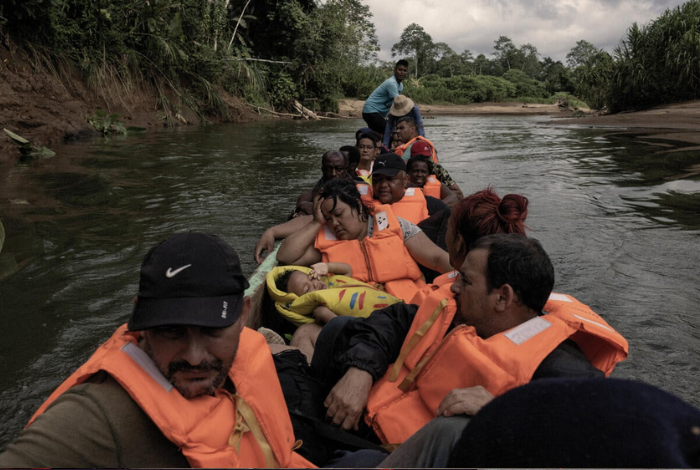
[371,153,448,225]
[339,145,361,178]
[292,150,349,218]
[394,116,464,198]
[276,179,452,302]
[406,154,459,208]
[253,155,450,265]
[313,233,628,449]
[354,133,380,180]
[382,95,424,149]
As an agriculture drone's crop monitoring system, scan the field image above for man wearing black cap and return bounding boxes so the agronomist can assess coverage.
[0,233,314,468]
[371,153,447,225]
[372,153,451,279]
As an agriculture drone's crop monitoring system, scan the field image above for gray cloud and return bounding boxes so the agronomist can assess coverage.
[364,0,686,62]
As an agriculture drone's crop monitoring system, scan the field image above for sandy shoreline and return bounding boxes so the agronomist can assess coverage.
[338,99,700,147]
[338,99,569,117]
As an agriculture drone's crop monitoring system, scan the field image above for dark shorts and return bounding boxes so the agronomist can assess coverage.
[362,112,387,135]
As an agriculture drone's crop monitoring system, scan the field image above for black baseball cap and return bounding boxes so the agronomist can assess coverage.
[372,153,406,177]
[128,232,249,331]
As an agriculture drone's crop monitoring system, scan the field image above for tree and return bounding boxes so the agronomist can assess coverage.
[493,36,520,73]
[566,40,599,68]
[435,47,474,77]
[519,43,541,79]
[574,51,614,110]
[540,57,573,94]
[473,54,490,76]
[391,23,434,78]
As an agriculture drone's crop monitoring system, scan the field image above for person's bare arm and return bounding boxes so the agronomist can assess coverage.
[310,262,353,277]
[295,189,314,216]
[313,306,337,325]
[277,200,326,266]
[404,231,452,273]
[436,386,494,417]
[254,215,313,264]
[439,183,460,208]
[448,182,465,199]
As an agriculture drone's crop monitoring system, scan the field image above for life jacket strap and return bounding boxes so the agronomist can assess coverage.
[388,299,447,382]
[229,394,279,468]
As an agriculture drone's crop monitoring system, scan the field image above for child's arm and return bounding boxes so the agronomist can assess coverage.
[313,306,337,325]
[310,262,353,278]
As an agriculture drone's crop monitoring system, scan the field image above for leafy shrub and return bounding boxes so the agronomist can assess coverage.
[503,69,549,98]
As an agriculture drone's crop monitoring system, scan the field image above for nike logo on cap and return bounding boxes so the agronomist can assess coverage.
[166,264,192,278]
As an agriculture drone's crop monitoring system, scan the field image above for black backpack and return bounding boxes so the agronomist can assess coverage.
[273,349,387,466]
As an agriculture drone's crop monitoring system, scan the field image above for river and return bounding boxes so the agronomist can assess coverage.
[1,115,699,449]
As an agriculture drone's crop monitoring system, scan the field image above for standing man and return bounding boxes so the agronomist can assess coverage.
[362,60,409,134]
[0,233,314,468]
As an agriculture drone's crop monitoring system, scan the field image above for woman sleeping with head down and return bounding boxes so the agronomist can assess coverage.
[276,179,453,303]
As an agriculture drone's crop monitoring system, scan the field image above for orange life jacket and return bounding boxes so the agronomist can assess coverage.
[409,270,458,305]
[372,187,429,225]
[395,136,438,164]
[27,325,315,469]
[314,204,426,302]
[365,287,629,445]
[356,181,374,206]
[421,175,442,199]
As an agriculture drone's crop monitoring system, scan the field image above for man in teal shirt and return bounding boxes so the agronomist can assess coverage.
[362,60,409,134]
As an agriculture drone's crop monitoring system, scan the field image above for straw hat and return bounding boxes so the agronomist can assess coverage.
[389,95,414,116]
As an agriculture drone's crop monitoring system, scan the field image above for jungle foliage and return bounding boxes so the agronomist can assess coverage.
[2,0,698,115]
[574,0,700,112]
[0,0,382,117]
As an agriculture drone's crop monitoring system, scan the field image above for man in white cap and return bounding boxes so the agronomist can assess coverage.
[0,232,315,468]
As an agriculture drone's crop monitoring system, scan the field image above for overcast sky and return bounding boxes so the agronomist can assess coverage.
[362,0,688,63]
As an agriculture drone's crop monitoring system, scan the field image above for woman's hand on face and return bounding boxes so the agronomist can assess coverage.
[313,197,327,225]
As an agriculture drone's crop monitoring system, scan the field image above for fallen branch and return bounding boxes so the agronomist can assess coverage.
[242,102,298,117]
[293,100,319,120]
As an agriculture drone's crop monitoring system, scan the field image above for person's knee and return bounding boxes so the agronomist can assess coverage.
[423,415,470,442]
[290,323,322,348]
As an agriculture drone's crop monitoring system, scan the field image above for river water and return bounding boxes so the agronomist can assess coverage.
[0,115,699,449]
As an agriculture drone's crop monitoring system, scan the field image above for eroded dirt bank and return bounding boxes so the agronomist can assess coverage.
[0,46,262,159]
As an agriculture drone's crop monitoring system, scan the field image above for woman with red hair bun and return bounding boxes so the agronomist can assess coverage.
[446,187,528,275]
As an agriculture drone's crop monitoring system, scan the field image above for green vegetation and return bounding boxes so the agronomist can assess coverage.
[86,111,127,135]
[574,0,700,112]
[0,0,381,117]
[1,0,698,115]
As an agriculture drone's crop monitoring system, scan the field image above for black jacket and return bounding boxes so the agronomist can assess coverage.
[318,302,603,385]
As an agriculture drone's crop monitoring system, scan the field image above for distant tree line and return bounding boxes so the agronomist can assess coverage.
[390,0,700,112]
[1,0,699,116]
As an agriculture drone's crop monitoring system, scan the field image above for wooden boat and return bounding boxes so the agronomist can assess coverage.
[244,242,280,331]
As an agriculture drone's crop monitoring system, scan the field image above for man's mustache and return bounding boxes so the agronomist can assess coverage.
[168,359,222,375]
